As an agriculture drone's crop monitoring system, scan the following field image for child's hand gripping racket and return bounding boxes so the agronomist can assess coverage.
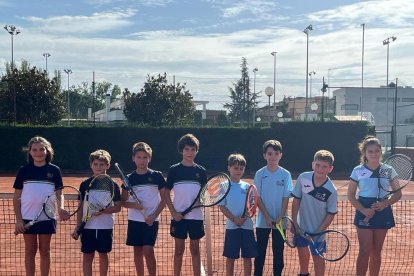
[73,174,116,240]
[363,154,413,224]
[180,172,231,216]
[15,185,81,235]
[275,216,297,248]
[297,228,350,262]
[114,163,148,220]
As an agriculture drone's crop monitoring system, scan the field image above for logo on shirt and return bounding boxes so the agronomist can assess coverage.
[47,172,53,179]
[148,177,153,183]
[314,192,327,201]
[196,173,200,179]
[276,180,284,186]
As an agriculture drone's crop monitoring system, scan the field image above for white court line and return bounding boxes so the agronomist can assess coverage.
[201,261,207,276]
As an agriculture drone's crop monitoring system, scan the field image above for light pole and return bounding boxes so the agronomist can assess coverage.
[271,52,277,106]
[360,24,365,120]
[43,53,51,73]
[4,25,21,126]
[64,69,72,126]
[303,24,313,121]
[253,67,258,126]
[265,87,274,125]
[383,36,397,134]
[308,71,316,99]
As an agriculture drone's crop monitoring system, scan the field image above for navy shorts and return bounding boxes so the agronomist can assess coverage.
[23,219,56,235]
[126,220,159,246]
[81,229,113,254]
[295,234,326,256]
[354,197,395,229]
[170,219,205,240]
[223,228,257,259]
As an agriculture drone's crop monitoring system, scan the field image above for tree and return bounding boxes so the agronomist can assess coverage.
[224,57,260,126]
[63,82,104,120]
[123,73,195,126]
[0,61,66,125]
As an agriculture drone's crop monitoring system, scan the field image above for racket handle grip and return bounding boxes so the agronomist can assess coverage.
[75,222,86,239]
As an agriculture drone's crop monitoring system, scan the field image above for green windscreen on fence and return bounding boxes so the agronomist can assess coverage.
[1,194,413,275]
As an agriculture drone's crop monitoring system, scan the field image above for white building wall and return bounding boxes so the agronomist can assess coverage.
[333,86,414,127]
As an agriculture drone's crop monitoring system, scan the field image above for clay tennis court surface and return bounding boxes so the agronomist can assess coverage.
[1,175,413,275]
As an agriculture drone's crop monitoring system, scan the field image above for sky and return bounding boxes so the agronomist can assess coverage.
[1,0,413,109]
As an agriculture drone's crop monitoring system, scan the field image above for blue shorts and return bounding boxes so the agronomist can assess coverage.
[81,229,113,254]
[126,220,159,246]
[295,234,326,256]
[223,228,257,259]
[170,219,205,240]
[23,219,56,235]
[354,197,395,229]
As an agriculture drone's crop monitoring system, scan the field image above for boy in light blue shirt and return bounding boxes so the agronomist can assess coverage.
[219,153,257,276]
[254,140,293,276]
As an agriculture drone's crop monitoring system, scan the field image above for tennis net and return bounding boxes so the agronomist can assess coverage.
[1,193,413,275]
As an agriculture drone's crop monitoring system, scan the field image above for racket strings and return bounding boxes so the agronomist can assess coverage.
[200,176,230,206]
[381,155,413,192]
[245,186,258,217]
[87,175,116,211]
[315,231,349,261]
[282,217,296,247]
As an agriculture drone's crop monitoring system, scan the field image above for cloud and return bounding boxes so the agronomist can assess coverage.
[86,0,173,7]
[21,8,136,34]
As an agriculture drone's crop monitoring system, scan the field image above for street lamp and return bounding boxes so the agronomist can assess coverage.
[303,24,313,121]
[265,87,274,124]
[253,67,258,126]
[64,69,72,126]
[43,53,51,73]
[4,25,21,126]
[360,23,365,120]
[383,36,397,132]
[309,71,316,99]
[271,52,277,106]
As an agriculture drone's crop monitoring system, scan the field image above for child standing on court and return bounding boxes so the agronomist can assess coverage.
[71,149,121,276]
[164,133,207,276]
[347,136,401,276]
[219,153,257,276]
[122,142,166,276]
[13,136,70,276]
[254,140,293,276]
[291,150,338,276]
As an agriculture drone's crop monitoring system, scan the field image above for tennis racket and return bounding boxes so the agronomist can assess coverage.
[241,184,258,218]
[74,174,116,239]
[114,162,148,219]
[15,185,81,235]
[181,172,231,216]
[298,229,350,262]
[275,216,296,248]
[363,154,413,223]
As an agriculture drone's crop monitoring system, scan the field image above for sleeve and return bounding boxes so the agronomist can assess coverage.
[283,171,293,198]
[326,187,338,214]
[350,167,359,182]
[113,182,122,201]
[13,166,25,189]
[165,167,174,190]
[291,174,302,199]
[53,166,64,189]
[79,180,88,201]
[156,171,166,189]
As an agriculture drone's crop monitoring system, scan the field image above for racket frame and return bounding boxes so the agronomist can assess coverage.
[275,215,297,248]
[300,229,350,262]
[181,172,231,216]
[114,162,148,219]
[241,184,258,218]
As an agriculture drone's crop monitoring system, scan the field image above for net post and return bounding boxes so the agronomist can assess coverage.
[204,207,213,275]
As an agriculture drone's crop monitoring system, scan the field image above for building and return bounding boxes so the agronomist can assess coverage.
[333,85,414,127]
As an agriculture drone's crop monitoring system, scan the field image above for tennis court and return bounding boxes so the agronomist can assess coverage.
[1,176,413,275]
